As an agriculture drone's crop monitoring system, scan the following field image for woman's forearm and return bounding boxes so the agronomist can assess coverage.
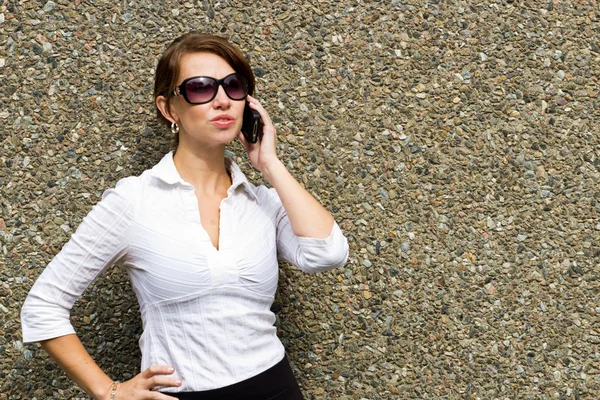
[262,159,334,239]
[41,334,114,400]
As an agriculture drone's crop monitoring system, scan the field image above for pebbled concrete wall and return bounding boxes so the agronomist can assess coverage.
[1,0,599,398]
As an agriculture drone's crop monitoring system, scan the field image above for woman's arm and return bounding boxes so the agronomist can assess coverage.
[41,334,114,399]
[239,95,348,272]
[261,159,334,238]
[41,334,181,400]
[240,95,334,239]
[21,179,180,399]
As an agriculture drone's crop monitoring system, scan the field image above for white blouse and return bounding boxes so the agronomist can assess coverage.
[21,152,349,392]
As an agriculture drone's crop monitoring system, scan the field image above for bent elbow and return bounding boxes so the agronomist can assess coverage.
[21,298,75,343]
[297,237,349,274]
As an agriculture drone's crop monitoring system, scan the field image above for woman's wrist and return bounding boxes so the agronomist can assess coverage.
[96,380,118,400]
[108,382,119,400]
[260,158,286,183]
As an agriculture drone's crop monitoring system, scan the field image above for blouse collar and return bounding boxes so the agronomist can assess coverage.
[151,151,260,203]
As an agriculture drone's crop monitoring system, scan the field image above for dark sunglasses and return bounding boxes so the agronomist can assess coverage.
[173,72,249,104]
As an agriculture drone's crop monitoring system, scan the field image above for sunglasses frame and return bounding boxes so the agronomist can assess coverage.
[173,72,249,105]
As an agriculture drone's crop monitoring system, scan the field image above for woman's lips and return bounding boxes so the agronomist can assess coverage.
[211,114,235,128]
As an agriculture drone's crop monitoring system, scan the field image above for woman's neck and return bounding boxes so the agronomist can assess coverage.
[172,145,231,196]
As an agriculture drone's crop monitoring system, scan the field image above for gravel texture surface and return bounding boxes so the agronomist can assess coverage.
[1,0,600,399]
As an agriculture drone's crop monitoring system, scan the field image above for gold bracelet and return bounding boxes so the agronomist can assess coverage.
[109,381,119,400]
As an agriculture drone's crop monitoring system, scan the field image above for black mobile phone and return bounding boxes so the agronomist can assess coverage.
[241,101,262,143]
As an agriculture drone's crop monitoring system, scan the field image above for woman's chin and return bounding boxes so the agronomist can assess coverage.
[217,128,241,143]
[186,131,240,148]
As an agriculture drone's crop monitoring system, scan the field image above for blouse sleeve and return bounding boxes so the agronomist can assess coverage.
[20,178,138,343]
[270,189,349,273]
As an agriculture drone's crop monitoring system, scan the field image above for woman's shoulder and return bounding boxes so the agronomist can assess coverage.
[228,158,277,205]
[111,159,163,191]
[100,168,153,205]
[251,184,282,207]
[110,172,146,194]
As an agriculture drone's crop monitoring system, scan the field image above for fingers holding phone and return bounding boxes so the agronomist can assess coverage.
[239,95,279,172]
[241,101,262,144]
[241,95,276,141]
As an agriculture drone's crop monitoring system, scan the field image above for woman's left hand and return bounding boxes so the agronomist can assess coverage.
[238,95,280,173]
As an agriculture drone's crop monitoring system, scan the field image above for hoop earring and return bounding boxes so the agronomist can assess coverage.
[171,122,179,135]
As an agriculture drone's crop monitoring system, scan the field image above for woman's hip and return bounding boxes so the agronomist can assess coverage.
[164,354,305,400]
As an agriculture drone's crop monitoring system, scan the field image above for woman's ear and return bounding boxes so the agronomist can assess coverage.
[156,95,178,124]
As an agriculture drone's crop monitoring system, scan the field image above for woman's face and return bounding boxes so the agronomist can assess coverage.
[168,52,246,148]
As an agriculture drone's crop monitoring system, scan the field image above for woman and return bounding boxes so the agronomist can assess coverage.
[21,33,349,400]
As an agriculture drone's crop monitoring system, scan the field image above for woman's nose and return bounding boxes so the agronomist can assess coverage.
[212,85,231,108]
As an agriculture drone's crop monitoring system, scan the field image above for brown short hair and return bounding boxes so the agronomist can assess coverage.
[154,33,255,139]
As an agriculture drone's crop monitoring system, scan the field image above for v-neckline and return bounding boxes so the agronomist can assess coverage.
[195,194,229,252]
[175,160,234,252]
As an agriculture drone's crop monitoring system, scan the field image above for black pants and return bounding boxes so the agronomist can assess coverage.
[163,355,305,400]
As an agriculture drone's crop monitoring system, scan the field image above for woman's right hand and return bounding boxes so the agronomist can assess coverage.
[108,365,182,400]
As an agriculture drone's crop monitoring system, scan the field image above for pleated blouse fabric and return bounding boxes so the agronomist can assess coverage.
[20,151,349,392]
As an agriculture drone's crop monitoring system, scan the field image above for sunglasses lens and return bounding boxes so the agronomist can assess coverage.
[223,74,248,100]
[181,74,248,104]
[185,78,217,104]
